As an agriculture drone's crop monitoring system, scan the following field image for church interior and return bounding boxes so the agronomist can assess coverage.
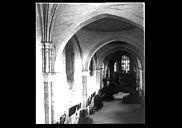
[36,3,145,124]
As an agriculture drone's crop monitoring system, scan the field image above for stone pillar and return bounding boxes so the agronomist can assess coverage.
[42,41,53,124]
[100,68,104,89]
[42,42,52,73]
[118,59,122,74]
[82,70,89,110]
[139,68,142,90]
[116,59,118,73]
[142,68,145,96]
[96,69,100,92]
[43,74,52,124]
[51,73,56,124]
[79,70,90,120]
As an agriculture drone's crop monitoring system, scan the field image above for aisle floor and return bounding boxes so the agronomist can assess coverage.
[89,100,145,124]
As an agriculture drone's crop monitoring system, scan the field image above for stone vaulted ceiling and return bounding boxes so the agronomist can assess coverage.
[82,17,136,32]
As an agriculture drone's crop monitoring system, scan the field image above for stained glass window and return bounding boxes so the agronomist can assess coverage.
[121,55,130,73]
[114,62,117,72]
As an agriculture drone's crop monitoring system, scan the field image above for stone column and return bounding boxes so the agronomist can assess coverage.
[100,68,104,89]
[43,73,52,124]
[96,69,100,92]
[118,58,121,74]
[142,68,145,96]
[80,70,90,119]
[82,70,89,110]
[42,42,52,73]
[42,41,53,124]
[51,73,56,124]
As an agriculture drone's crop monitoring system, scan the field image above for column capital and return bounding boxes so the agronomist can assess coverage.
[41,41,52,44]
[41,41,53,50]
[43,73,53,82]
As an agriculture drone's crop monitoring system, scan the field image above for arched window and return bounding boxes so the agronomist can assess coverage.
[89,55,97,76]
[65,41,74,83]
[89,58,94,76]
[114,61,117,72]
[121,55,130,73]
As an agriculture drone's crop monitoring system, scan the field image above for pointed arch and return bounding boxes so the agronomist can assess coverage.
[54,12,143,71]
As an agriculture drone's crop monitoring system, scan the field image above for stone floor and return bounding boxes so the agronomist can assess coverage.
[89,99,145,124]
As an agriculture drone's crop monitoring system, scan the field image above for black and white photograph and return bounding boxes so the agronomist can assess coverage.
[36,2,145,124]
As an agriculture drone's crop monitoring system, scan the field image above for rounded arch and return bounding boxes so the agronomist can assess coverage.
[54,12,143,72]
[86,38,143,72]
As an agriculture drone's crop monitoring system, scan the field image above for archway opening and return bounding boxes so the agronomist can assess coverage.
[53,9,144,124]
[101,50,141,98]
[85,39,144,105]
[88,41,144,123]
